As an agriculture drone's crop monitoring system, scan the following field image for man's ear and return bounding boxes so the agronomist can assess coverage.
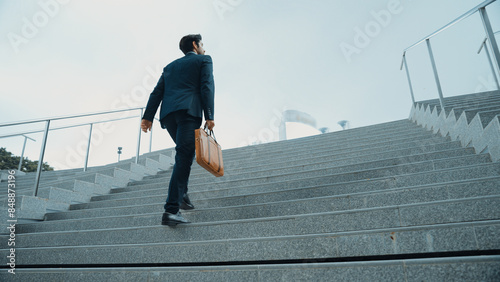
[192,41,198,50]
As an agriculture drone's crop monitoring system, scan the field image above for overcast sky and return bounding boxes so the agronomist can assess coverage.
[1,0,499,170]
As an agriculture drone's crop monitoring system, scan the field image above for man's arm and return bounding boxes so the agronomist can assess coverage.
[141,73,165,132]
[200,55,215,130]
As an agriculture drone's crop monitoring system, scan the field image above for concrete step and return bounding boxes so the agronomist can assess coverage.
[18,158,166,191]
[101,162,500,207]
[475,110,500,128]
[91,171,500,207]
[0,173,118,202]
[128,140,470,185]
[0,164,157,224]
[424,97,500,111]
[124,123,438,168]
[475,115,500,158]
[219,127,435,159]
[197,137,461,172]
[453,104,500,123]
[190,162,500,200]
[16,177,500,233]
[180,154,493,191]
[3,255,499,281]
[36,187,91,205]
[88,154,171,172]
[192,146,477,178]
[417,90,500,108]
[6,194,499,249]
[0,195,68,222]
[77,173,500,213]
[416,97,500,119]
[193,134,450,173]
[149,139,467,185]
[214,129,439,162]
[188,153,491,186]
[212,123,427,161]
[68,152,494,211]
[1,167,135,196]
[4,173,80,187]
[411,92,500,162]
[219,119,421,150]
[5,220,500,265]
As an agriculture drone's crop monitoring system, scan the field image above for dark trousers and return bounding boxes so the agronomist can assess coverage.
[162,110,202,214]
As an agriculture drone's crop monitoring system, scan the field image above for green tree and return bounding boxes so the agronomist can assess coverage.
[0,147,54,172]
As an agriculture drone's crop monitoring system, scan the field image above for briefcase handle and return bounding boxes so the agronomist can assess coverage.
[203,125,219,145]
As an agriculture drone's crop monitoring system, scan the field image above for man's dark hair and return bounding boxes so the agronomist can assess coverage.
[179,34,202,54]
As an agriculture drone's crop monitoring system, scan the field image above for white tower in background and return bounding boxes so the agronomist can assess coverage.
[279,110,317,141]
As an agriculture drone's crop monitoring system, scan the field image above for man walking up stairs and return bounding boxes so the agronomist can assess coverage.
[1,94,499,280]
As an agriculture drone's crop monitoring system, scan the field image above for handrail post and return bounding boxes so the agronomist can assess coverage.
[479,7,500,82]
[18,136,28,171]
[83,123,93,172]
[402,54,416,104]
[18,135,35,171]
[426,38,446,111]
[34,120,50,197]
[482,41,500,89]
[135,109,144,164]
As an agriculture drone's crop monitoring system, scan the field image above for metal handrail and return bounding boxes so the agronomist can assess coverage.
[400,0,500,108]
[477,31,500,89]
[0,107,144,127]
[0,107,152,197]
[18,135,36,172]
[402,0,497,54]
[0,115,139,139]
[477,31,500,53]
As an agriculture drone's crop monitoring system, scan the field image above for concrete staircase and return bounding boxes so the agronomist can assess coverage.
[410,90,500,161]
[0,154,173,227]
[1,94,500,280]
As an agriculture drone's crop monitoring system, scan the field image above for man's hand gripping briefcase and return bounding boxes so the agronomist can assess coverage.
[195,127,224,177]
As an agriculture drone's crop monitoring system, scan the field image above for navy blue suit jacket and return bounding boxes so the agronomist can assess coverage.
[142,52,215,127]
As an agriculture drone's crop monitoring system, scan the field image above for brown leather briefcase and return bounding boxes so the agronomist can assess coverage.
[195,127,224,177]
